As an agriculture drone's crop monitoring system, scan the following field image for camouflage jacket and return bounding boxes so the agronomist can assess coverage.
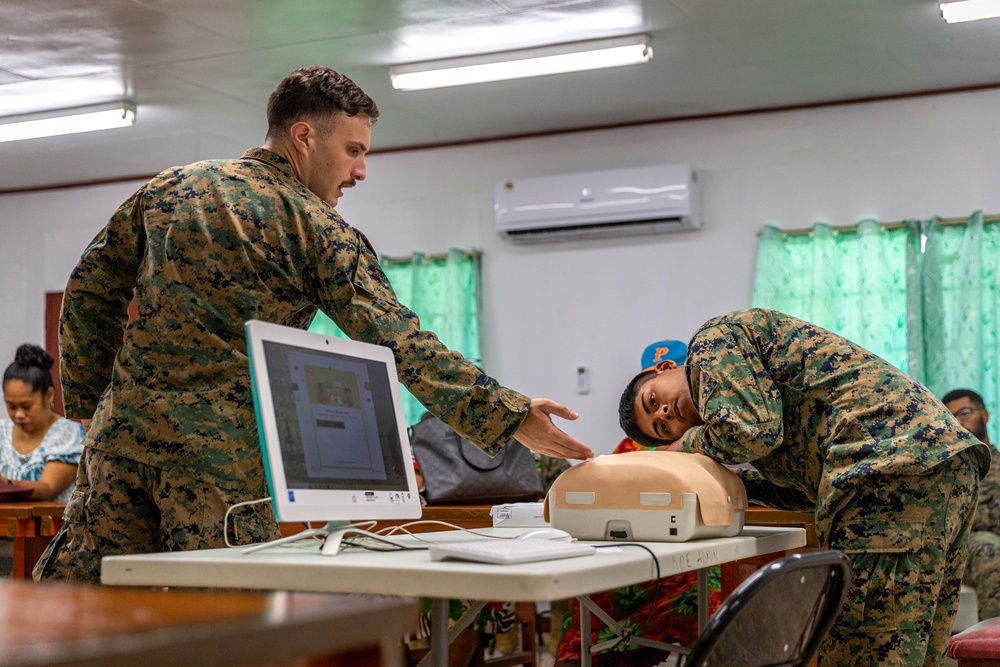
[676,308,991,545]
[60,148,529,494]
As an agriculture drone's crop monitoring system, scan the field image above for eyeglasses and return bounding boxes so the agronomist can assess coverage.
[954,407,982,418]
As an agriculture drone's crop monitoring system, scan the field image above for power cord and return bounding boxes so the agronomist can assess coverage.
[335,520,515,553]
[223,496,278,548]
[593,543,662,651]
[375,520,518,543]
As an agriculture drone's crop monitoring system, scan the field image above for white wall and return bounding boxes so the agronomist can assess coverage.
[2,89,998,455]
[0,180,146,361]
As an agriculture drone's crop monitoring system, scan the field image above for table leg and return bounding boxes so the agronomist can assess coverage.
[419,599,487,667]
[580,596,592,667]
[430,598,449,667]
[580,594,689,657]
[698,566,708,634]
[10,517,47,580]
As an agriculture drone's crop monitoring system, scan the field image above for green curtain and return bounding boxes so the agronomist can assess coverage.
[752,220,910,372]
[308,248,481,426]
[911,211,1000,443]
[753,211,999,443]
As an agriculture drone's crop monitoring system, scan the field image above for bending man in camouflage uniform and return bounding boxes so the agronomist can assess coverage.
[944,388,1000,621]
[618,308,989,667]
[35,66,594,584]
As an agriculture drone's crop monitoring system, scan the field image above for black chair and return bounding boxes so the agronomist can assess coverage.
[683,550,852,667]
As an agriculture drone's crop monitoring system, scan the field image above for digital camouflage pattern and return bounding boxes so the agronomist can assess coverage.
[678,309,989,544]
[59,148,530,497]
[675,309,991,666]
[819,451,977,666]
[965,446,1000,619]
[34,448,281,583]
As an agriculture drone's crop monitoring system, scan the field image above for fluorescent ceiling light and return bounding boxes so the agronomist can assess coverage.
[390,34,652,91]
[941,0,1000,22]
[0,102,136,143]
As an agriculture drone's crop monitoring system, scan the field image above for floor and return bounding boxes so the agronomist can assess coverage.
[494,620,963,667]
[485,628,682,667]
[491,588,981,667]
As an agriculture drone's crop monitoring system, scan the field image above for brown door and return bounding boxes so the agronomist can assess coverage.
[44,291,138,418]
[44,292,64,416]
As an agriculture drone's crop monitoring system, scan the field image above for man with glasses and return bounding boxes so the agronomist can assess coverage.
[945,388,1000,621]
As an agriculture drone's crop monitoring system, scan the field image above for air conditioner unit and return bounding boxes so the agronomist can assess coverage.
[494,163,700,244]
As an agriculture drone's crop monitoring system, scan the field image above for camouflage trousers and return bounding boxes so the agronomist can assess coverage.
[33,447,280,584]
[819,449,979,667]
[965,529,1000,620]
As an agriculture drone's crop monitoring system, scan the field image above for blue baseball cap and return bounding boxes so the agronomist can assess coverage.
[640,339,687,371]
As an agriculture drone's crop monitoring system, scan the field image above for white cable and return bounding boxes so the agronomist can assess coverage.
[223,496,273,548]
[374,519,516,544]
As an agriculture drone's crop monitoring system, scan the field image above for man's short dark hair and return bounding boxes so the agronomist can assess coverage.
[266,66,380,139]
[942,388,985,408]
[618,369,666,448]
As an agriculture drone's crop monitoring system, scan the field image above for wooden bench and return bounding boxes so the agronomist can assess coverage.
[720,508,817,597]
[0,501,66,579]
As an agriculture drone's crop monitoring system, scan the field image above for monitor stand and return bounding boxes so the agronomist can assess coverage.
[241,521,407,556]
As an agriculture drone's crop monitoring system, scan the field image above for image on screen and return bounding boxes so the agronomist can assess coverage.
[261,340,411,494]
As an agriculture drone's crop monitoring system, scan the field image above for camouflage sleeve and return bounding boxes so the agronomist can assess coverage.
[314,230,529,455]
[677,321,784,464]
[734,467,814,511]
[974,450,1000,531]
[59,187,146,419]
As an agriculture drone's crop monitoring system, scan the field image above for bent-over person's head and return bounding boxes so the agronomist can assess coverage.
[619,359,703,449]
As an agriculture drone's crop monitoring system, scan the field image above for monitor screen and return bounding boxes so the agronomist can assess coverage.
[246,320,421,525]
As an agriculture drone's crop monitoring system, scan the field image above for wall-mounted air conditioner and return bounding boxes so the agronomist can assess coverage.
[494,163,700,244]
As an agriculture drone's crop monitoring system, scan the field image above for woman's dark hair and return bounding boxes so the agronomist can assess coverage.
[3,344,54,395]
[618,369,665,448]
[266,66,380,138]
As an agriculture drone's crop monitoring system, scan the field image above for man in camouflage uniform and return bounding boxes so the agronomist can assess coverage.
[618,309,989,666]
[34,66,593,583]
[945,388,1000,621]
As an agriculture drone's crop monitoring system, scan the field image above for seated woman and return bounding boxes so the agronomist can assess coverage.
[1,344,84,502]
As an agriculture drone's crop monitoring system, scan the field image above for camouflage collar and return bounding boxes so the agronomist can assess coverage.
[241,147,297,182]
[686,364,701,390]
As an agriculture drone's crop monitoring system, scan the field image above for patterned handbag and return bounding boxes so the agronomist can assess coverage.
[409,413,544,505]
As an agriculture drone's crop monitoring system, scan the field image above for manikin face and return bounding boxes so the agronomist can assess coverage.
[632,360,704,444]
[3,379,54,436]
[297,113,370,206]
[946,396,989,442]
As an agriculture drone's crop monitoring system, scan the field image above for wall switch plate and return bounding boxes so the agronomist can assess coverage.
[576,366,590,394]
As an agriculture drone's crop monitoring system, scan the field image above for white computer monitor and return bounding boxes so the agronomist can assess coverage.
[245,319,421,554]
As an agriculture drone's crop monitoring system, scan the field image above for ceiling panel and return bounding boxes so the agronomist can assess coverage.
[0,0,998,190]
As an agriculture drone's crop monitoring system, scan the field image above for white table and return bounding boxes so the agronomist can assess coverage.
[102,525,805,667]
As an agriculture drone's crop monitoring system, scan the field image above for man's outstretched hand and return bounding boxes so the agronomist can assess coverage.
[513,398,595,460]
